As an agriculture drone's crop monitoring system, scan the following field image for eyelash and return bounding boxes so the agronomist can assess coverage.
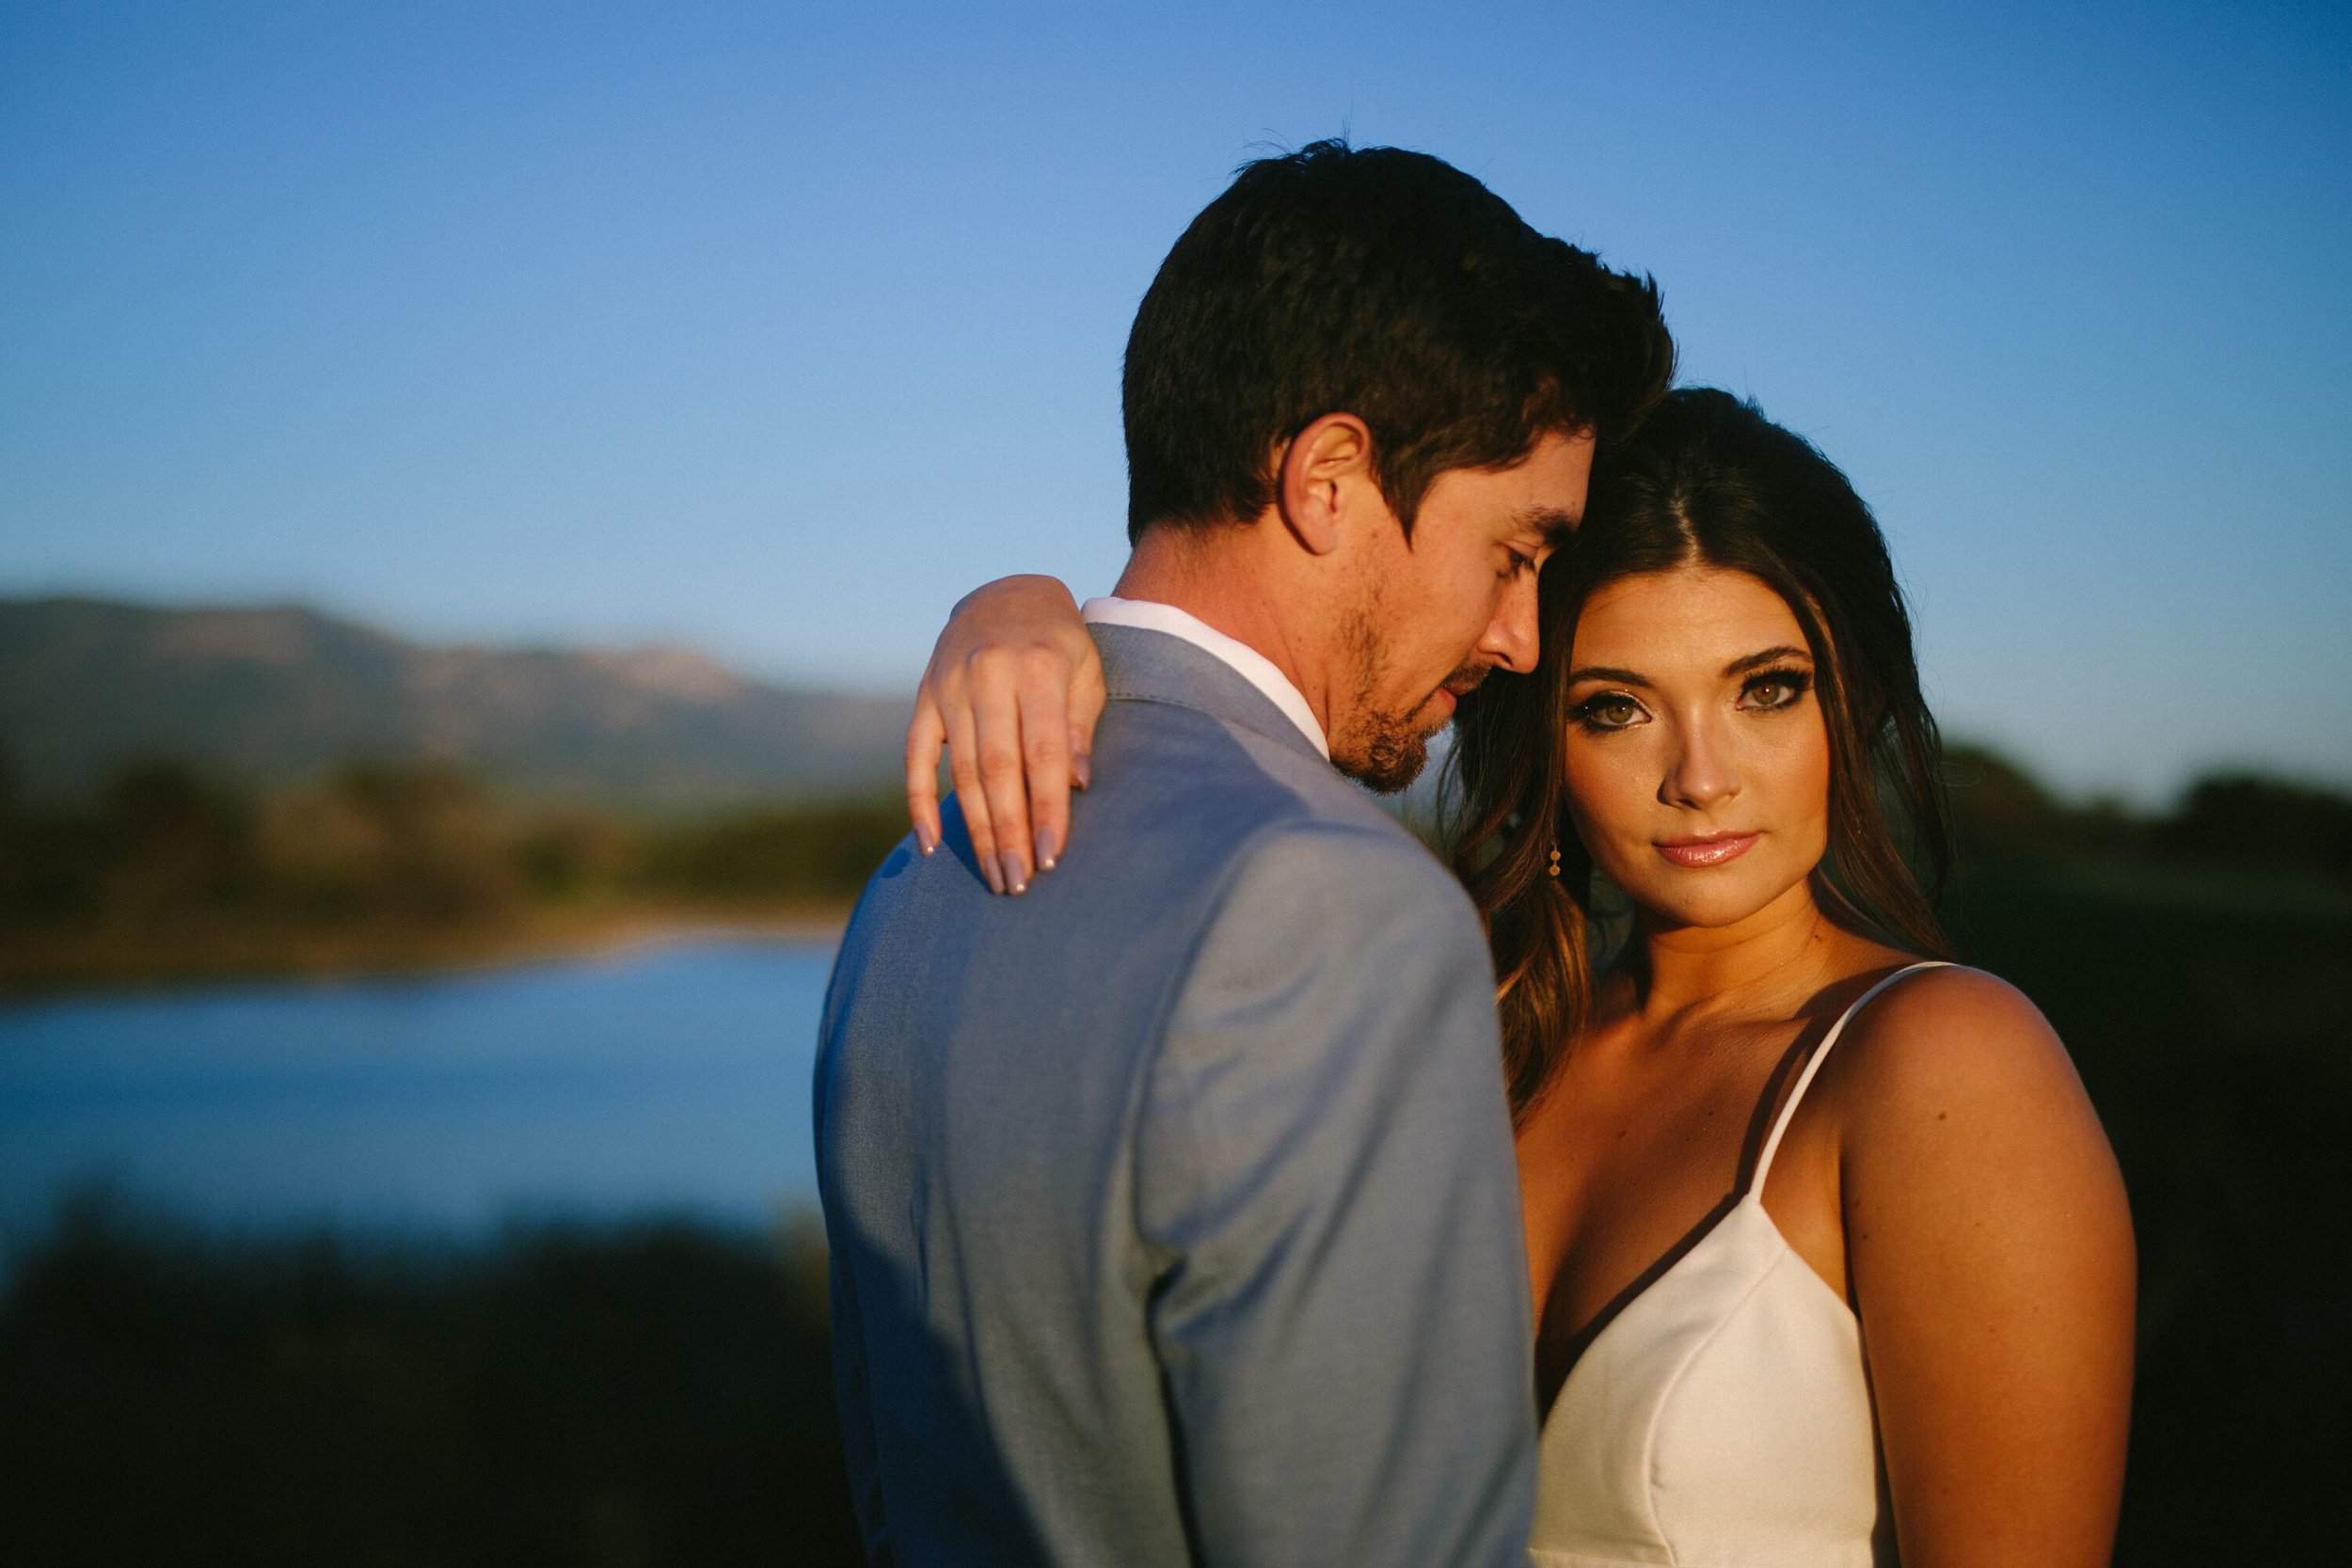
[1739,667,1813,710]
[1567,692,1645,734]
[1565,668,1814,734]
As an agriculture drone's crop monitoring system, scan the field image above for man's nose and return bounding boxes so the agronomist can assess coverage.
[1477,575,1541,674]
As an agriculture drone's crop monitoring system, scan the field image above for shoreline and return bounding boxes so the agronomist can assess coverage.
[0,900,854,1003]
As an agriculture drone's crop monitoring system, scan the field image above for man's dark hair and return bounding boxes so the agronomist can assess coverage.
[1121,140,1675,544]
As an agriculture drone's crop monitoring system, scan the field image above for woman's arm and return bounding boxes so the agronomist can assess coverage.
[1837,968,2137,1567]
[905,575,1104,895]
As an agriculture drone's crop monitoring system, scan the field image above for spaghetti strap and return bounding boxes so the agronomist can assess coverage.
[1749,961,1954,1196]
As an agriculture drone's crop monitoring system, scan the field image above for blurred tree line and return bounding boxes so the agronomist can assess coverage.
[6,743,2346,944]
[1941,741,2352,879]
[0,752,909,990]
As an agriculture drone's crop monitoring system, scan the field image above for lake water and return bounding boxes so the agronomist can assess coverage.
[0,936,838,1251]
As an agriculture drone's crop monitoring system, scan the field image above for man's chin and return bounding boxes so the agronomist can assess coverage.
[1331,659,1486,794]
[1335,729,1430,797]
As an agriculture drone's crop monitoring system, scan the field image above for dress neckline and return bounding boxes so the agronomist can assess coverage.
[1533,961,1953,1420]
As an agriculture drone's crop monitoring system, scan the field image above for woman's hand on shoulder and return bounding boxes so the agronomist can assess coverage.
[906,575,1105,895]
[1836,966,2136,1568]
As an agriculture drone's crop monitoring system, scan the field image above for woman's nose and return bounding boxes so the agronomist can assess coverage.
[1660,716,1740,809]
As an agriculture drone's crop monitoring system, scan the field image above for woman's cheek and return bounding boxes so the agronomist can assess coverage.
[1755,720,1833,871]
[1562,742,1645,879]
[1795,723,1834,854]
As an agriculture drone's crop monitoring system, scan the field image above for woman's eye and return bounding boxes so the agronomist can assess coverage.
[1574,693,1645,731]
[1740,672,1811,710]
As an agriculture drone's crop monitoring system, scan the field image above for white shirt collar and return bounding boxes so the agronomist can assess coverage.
[1080,596,1329,759]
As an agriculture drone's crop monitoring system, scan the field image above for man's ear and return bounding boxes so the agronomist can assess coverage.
[1275,413,1376,557]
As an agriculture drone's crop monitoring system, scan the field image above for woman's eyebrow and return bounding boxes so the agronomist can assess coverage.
[1724,645,1811,676]
[1565,665,1650,687]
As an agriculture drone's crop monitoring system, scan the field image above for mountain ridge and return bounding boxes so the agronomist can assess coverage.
[0,596,909,805]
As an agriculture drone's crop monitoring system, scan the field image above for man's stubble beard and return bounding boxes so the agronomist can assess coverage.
[1330,598,1490,797]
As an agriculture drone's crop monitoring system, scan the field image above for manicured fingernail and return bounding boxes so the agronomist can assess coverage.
[914,825,938,856]
[980,854,1003,895]
[999,851,1028,895]
[1035,829,1058,872]
[1072,753,1091,790]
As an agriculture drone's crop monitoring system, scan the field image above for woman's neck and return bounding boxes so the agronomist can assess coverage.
[1624,879,1853,1024]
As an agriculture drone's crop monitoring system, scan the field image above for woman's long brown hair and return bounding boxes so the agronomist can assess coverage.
[1446,388,1955,1119]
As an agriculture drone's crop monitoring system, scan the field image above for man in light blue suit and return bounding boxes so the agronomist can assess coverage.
[817,142,1674,1565]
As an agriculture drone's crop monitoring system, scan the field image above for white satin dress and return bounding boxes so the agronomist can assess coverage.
[1528,962,1952,1567]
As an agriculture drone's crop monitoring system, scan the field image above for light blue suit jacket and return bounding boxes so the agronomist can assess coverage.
[816,624,1535,1566]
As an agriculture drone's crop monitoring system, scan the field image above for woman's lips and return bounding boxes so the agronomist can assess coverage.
[1655,832,1759,868]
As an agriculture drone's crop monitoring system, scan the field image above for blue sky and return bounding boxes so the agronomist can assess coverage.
[2,1,2345,800]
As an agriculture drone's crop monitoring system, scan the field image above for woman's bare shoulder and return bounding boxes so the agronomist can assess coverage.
[1826,962,2107,1178]
[1820,973,2134,1568]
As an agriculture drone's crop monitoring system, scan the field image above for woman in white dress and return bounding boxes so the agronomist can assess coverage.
[906,388,2137,1565]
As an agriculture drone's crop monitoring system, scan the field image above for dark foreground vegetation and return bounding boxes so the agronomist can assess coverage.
[1937,750,2352,1562]
[0,1207,865,1567]
[0,754,907,992]
[0,746,2345,1562]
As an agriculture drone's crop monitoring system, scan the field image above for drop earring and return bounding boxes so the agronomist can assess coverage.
[1548,842,1563,879]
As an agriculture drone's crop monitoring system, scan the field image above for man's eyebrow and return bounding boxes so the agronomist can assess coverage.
[1523,508,1581,549]
[1724,646,1812,676]
[1565,665,1649,687]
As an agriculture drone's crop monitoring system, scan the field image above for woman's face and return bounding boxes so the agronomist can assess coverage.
[1559,564,1833,933]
